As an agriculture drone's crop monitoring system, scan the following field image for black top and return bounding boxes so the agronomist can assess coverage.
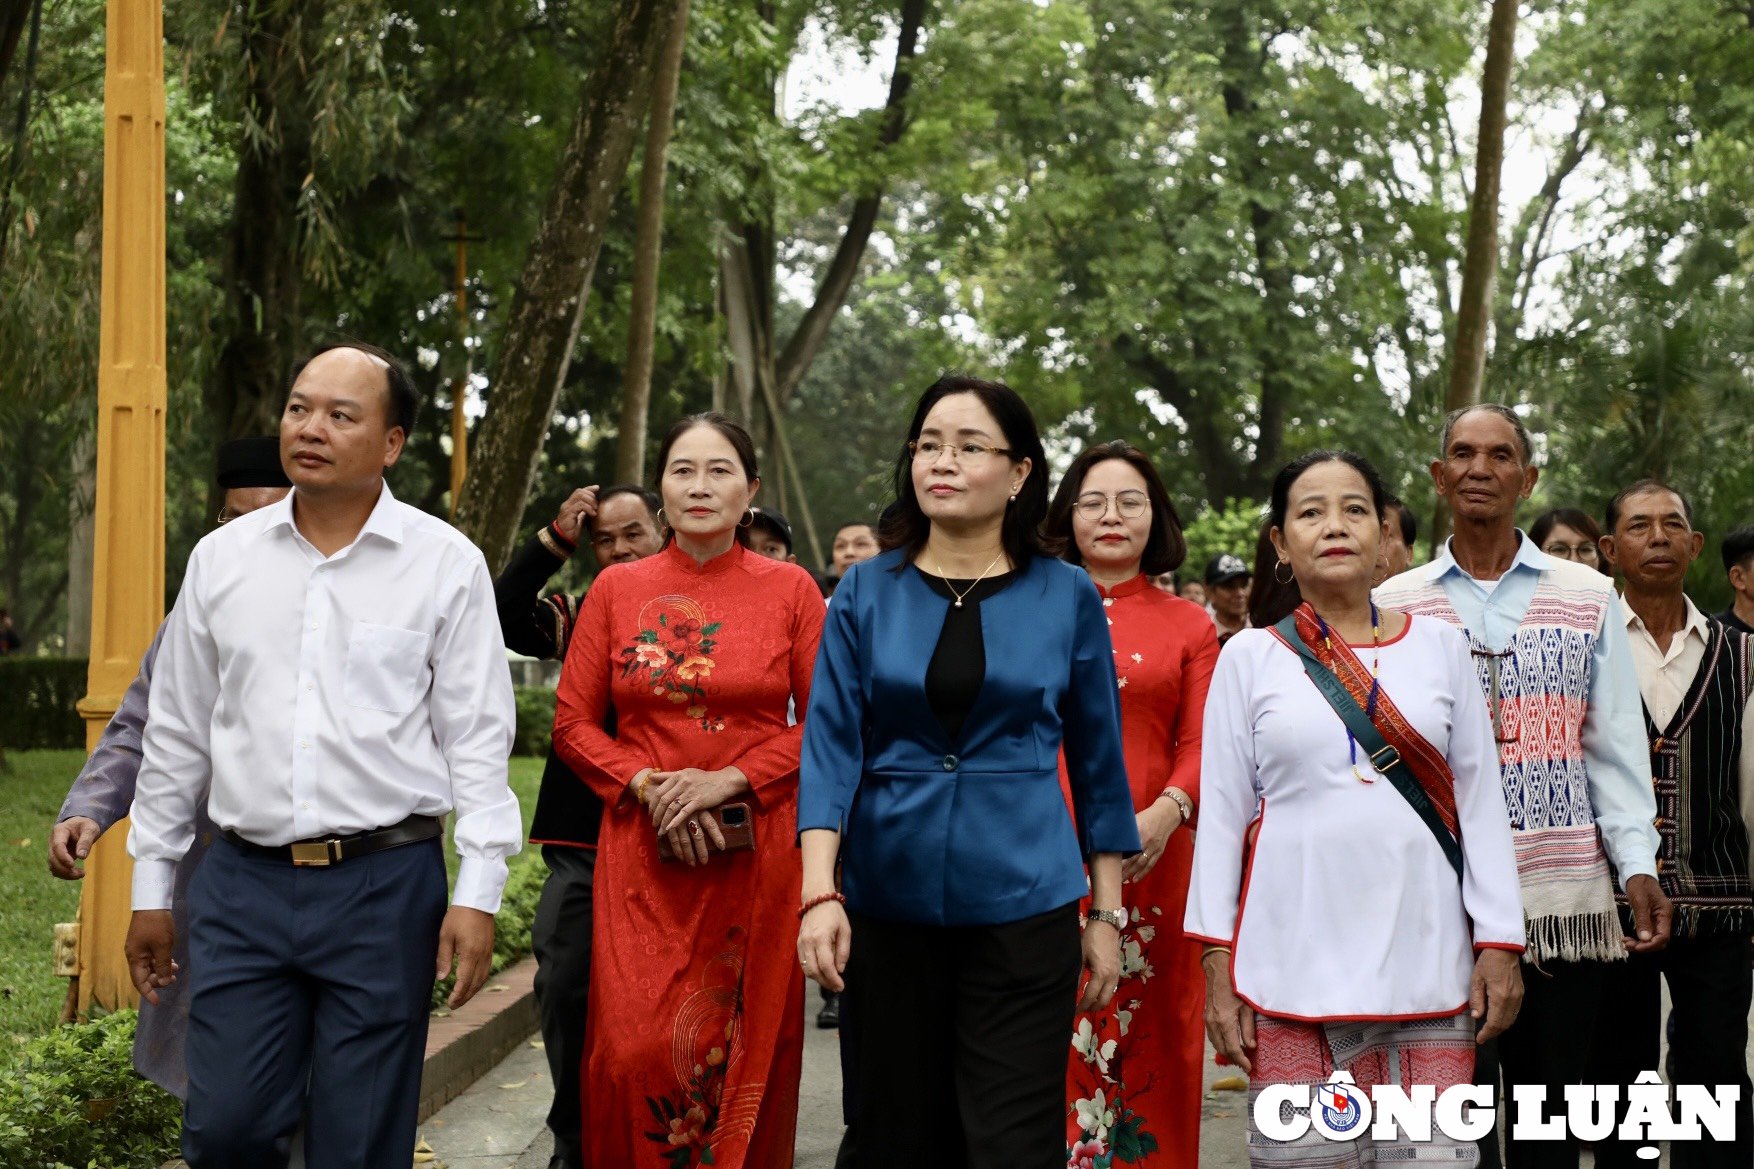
[1715,607,1754,637]
[919,566,1022,743]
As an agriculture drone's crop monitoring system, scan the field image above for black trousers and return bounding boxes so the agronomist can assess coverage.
[531,844,596,1168]
[840,903,1081,1169]
[1496,959,1609,1169]
[1591,933,1753,1169]
[181,837,446,1169]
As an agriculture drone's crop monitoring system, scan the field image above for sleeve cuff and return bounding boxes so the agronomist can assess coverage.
[1473,940,1526,954]
[1615,861,1659,889]
[537,524,576,560]
[451,855,511,915]
[130,858,178,911]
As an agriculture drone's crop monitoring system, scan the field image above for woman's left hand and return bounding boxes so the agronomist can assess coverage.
[1077,919,1122,1013]
[650,767,749,834]
[1122,798,1184,884]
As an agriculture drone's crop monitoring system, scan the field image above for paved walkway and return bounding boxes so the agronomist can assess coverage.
[417,978,1753,1167]
[415,995,1254,1168]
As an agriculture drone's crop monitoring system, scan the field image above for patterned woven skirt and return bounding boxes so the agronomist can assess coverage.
[1246,1011,1480,1169]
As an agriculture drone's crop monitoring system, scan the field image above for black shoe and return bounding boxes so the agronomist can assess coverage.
[816,992,841,1029]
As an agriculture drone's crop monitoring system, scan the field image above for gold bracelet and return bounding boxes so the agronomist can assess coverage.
[633,775,649,805]
[1200,944,1232,960]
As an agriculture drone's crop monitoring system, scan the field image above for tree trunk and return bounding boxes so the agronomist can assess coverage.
[65,427,94,656]
[615,0,691,484]
[0,0,33,98]
[456,0,684,572]
[1436,0,1520,541]
[204,1,326,521]
[771,0,927,407]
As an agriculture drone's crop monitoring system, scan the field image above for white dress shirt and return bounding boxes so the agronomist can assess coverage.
[1622,596,1754,876]
[130,484,521,914]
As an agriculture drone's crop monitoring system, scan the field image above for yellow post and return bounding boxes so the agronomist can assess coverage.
[72,0,166,1018]
[448,211,470,518]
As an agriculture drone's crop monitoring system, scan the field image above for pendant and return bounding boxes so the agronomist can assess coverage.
[954,600,963,608]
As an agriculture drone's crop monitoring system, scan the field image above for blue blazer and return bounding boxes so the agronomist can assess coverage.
[798,549,1140,927]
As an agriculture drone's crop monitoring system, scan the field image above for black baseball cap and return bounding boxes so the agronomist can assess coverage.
[748,507,794,554]
[216,436,292,489]
[1204,553,1251,586]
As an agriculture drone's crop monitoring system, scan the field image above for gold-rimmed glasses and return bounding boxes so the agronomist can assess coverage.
[1073,491,1149,521]
[907,439,1014,465]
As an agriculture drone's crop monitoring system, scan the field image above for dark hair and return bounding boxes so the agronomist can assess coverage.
[878,374,1059,564]
[1383,495,1417,546]
[1722,525,1754,572]
[289,340,420,437]
[1247,520,1301,628]
[1604,479,1693,534]
[834,520,877,539]
[589,484,662,532]
[1529,508,1602,549]
[1045,439,1187,576]
[1267,449,1390,534]
[653,413,759,484]
[1440,403,1534,465]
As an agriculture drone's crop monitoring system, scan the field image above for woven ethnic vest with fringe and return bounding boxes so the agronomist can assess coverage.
[1616,621,1754,939]
[1376,572,1624,963]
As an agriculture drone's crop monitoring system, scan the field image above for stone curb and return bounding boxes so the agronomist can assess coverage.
[160,955,539,1167]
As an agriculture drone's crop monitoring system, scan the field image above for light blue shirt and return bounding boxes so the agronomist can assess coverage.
[1412,532,1658,886]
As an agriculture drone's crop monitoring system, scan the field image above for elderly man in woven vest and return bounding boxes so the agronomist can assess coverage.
[1376,404,1670,1169]
[1592,480,1752,1169]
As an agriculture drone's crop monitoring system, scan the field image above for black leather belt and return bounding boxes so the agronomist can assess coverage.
[221,814,444,867]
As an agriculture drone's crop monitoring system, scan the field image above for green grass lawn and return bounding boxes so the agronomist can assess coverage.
[0,750,545,1066]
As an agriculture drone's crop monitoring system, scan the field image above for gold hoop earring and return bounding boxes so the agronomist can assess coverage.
[1274,559,1294,585]
[655,507,666,527]
[739,508,756,528]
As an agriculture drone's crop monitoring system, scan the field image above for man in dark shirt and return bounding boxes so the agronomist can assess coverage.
[1717,525,1754,636]
[493,483,661,1169]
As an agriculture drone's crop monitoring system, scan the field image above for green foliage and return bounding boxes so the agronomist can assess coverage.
[1182,499,1267,585]
[512,687,558,758]
[0,751,86,1069]
[0,658,86,750]
[0,1011,183,1169]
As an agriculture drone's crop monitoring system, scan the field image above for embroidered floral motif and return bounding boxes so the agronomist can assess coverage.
[620,596,727,732]
[642,936,746,1165]
[1067,907,1162,1166]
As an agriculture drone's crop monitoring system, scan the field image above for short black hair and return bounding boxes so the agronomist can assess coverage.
[1045,439,1188,576]
[1604,479,1693,534]
[588,484,661,533]
[1268,449,1389,533]
[1722,525,1754,572]
[1440,403,1534,465]
[1383,495,1417,546]
[835,520,877,539]
[879,374,1059,566]
[1529,507,1601,550]
[289,340,420,437]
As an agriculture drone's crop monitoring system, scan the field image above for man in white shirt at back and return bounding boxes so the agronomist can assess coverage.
[124,342,521,1169]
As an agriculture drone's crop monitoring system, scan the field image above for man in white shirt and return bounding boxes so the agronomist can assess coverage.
[1596,480,1752,1169]
[123,342,521,1169]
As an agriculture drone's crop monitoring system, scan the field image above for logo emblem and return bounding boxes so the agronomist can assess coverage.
[1310,1072,1371,1140]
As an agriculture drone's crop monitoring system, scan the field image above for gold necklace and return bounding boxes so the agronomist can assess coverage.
[934,550,1006,608]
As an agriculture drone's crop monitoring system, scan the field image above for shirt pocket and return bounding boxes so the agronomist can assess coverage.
[344,621,432,714]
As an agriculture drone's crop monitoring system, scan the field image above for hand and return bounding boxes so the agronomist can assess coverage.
[662,809,725,868]
[48,817,103,880]
[1077,919,1122,1013]
[1202,949,1255,1073]
[650,767,748,835]
[1122,798,1183,883]
[124,910,178,1006]
[552,486,600,544]
[798,897,851,993]
[1623,874,1673,953]
[1469,948,1524,1043]
[436,906,497,1009]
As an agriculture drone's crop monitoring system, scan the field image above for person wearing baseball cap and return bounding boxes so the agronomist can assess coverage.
[743,506,796,563]
[1204,552,1252,644]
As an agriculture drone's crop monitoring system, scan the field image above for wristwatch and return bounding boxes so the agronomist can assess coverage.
[1162,786,1194,823]
[1087,908,1126,930]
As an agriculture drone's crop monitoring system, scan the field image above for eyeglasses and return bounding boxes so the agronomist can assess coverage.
[1467,638,1519,744]
[1073,491,1149,520]
[1543,542,1599,563]
[215,509,238,526]
[908,439,1014,465]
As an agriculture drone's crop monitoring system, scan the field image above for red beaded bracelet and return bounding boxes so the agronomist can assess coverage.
[798,891,846,918]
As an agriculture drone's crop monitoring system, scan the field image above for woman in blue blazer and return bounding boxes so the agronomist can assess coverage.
[797,375,1141,1169]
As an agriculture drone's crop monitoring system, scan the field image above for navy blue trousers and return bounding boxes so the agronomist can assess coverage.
[180,836,447,1169]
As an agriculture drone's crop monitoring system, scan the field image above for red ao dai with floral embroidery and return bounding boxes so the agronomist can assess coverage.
[1065,575,1219,1169]
[553,541,824,1169]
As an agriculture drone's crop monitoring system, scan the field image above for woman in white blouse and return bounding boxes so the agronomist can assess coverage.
[1185,450,1525,1169]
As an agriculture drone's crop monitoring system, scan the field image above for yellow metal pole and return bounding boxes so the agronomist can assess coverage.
[72,0,166,1018]
[449,211,469,519]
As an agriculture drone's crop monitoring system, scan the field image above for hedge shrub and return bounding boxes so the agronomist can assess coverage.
[0,657,87,750]
[0,1010,182,1169]
[513,686,557,757]
[430,846,547,1009]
